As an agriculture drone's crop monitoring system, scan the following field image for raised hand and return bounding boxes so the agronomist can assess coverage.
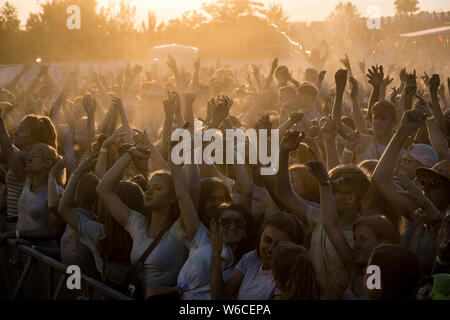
[367,65,384,88]
[184,91,196,106]
[349,77,359,100]
[289,111,304,124]
[49,157,65,177]
[344,130,363,154]
[112,96,124,112]
[82,94,97,116]
[167,55,177,72]
[128,145,151,160]
[318,70,327,87]
[358,59,366,74]
[399,107,426,133]
[255,114,272,131]
[211,95,233,126]
[335,69,348,92]
[75,152,100,175]
[405,70,417,101]
[429,74,440,94]
[305,159,330,185]
[399,68,407,84]
[382,74,394,88]
[271,58,279,71]
[340,54,351,71]
[394,173,429,209]
[280,130,305,152]
[320,116,339,141]
[132,64,143,75]
[421,72,431,88]
[390,86,399,104]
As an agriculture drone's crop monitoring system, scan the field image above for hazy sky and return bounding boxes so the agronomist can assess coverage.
[8,0,450,27]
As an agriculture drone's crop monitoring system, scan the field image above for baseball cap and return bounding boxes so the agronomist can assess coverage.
[405,144,439,168]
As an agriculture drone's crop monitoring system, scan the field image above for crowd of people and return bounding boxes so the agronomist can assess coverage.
[0,41,449,300]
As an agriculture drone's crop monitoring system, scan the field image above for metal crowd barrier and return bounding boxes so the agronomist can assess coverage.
[0,239,132,300]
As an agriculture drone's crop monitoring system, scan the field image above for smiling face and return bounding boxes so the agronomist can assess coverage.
[218,209,247,245]
[372,112,394,141]
[144,174,174,210]
[258,225,292,268]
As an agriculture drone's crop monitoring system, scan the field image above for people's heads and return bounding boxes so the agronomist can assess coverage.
[370,100,396,140]
[297,82,318,110]
[352,214,398,265]
[14,115,57,150]
[399,144,439,179]
[364,244,420,300]
[25,143,58,174]
[198,178,232,227]
[271,241,319,300]
[329,165,370,213]
[213,202,257,261]
[289,164,320,203]
[417,274,450,300]
[258,213,304,268]
[416,160,450,211]
[275,66,291,85]
[303,68,319,84]
[279,85,298,106]
[144,170,176,211]
[75,173,99,210]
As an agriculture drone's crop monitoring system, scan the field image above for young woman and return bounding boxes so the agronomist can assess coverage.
[96,147,189,296]
[210,213,304,300]
[0,143,64,250]
[0,112,57,227]
[306,159,399,300]
[58,154,143,286]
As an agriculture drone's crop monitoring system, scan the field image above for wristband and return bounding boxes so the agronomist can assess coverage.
[16,231,20,239]
[426,115,435,121]
[100,148,108,153]
[436,256,450,266]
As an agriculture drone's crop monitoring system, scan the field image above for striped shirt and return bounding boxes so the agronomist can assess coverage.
[6,169,23,218]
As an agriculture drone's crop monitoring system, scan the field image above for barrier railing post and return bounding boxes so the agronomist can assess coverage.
[11,255,32,300]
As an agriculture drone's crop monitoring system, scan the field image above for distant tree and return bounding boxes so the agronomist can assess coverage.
[260,1,290,28]
[0,1,20,33]
[202,0,264,22]
[328,1,361,23]
[394,0,420,15]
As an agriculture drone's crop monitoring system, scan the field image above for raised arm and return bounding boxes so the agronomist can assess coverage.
[264,58,278,90]
[274,131,309,224]
[306,160,354,271]
[372,108,426,221]
[320,116,341,170]
[82,94,97,150]
[367,65,383,109]
[96,147,150,226]
[349,77,368,134]
[58,154,99,230]
[429,74,447,136]
[168,157,200,241]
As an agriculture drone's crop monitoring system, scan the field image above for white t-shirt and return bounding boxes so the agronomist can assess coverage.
[124,210,189,289]
[177,223,234,300]
[235,250,277,300]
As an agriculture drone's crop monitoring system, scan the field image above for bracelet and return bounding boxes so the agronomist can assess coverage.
[15,231,20,239]
[436,256,450,266]
[426,115,435,121]
[100,147,108,153]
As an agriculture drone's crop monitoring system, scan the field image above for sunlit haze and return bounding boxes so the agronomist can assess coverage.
[11,0,450,27]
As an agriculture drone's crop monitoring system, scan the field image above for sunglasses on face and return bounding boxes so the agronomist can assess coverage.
[218,217,246,230]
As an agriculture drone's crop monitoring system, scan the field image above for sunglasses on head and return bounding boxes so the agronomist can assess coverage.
[218,217,246,229]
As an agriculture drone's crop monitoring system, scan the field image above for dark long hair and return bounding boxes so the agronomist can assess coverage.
[212,202,258,263]
[97,181,145,263]
[21,115,57,149]
[198,177,232,228]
